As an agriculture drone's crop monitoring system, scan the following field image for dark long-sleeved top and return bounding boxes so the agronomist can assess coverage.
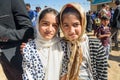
[112,5,120,29]
[0,0,34,72]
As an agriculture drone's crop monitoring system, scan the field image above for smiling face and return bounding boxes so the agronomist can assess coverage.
[39,13,58,40]
[101,19,110,26]
[61,13,81,41]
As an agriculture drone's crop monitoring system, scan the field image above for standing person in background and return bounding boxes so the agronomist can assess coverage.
[35,6,41,16]
[59,2,108,80]
[96,16,111,60]
[35,7,41,23]
[109,7,114,27]
[99,4,108,19]
[106,5,111,19]
[26,3,36,27]
[0,0,34,79]
[35,6,41,28]
[86,11,93,33]
[94,14,101,36]
[112,0,120,49]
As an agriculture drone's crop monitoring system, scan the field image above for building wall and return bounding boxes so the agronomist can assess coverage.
[89,0,116,11]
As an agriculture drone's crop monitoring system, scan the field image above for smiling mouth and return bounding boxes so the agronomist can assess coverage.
[69,34,76,37]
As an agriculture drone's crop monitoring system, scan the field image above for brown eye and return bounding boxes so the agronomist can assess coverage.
[52,24,58,28]
[73,23,80,27]
[42,22,48,26]
[63,24,69,28]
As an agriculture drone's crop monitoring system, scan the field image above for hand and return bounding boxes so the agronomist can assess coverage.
[60,74,67,80]
[20,43,26,54]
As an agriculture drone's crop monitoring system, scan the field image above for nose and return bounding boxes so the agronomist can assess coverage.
[69,26,75,33]
[46,24,53,31]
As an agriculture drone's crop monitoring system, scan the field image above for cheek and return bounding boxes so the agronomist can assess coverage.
[61,27,68,35]
[39,26,45,35]
[52,27,58,34]
[76,26,82,36]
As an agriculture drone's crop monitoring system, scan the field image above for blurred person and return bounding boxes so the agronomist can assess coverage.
[110,7,114,27]
[111,0,120,49]
[35,6,41,14]
[0,0,34,79]
[96,16,111,60]
[99,4,110,19]
[94,14,101,36]
[26,3,36,27]
[106,5,111,19]
[86,11,93,32]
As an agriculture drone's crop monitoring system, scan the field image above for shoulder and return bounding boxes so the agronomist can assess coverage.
[89,38,105,53]
[115,7,120,12]
[97,26,103,30]
[89,38,102,48]
[23,40,36,54]
[60,39,68,53]
[60,39,67,45]
[26,40,36,48]
[89,38,101,43]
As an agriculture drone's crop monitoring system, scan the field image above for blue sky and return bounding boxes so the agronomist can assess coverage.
[24,0,90,12]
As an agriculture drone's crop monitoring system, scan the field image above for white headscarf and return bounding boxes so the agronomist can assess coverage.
[35,8,63,80]
[35,7,60,48]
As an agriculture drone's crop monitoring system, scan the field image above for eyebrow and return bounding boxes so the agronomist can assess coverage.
[41,20,49,23]
[41,20,58,25]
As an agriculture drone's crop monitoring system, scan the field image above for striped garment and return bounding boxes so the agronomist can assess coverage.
[61,38,108,80]
[89,38,108,80]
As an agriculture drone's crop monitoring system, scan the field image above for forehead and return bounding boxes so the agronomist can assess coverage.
[101,19,109,21]
[63,12,80,19]
[42,13,56,19]
[40,13,58,23]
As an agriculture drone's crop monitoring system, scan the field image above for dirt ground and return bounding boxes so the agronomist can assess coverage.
[108,45,120,80]
[87,31,120,80]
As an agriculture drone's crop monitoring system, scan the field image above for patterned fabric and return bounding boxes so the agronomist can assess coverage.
[96,25,111,47]
[22,40,67,80]
[61,38,108,80]
[22,40,45,80]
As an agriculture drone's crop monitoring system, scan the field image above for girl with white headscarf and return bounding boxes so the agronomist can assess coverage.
[22,8,65,80]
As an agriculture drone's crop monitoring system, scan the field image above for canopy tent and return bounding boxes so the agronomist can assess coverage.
[91,0,112,5]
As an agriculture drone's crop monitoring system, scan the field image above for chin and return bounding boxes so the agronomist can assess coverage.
[70,37,78,41]
[44,37,53,40]
[68,38,77,42]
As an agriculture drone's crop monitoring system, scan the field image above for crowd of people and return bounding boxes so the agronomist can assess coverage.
[86,2,120,50]
[0,0,120,80]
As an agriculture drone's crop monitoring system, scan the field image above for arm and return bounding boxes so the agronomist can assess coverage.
[96,42,108,80]
[60,74,67,80]
[98,33,111,39]
[60,41,70,80]
[97,27,111,39]
[0,0,34,42]
[60,52,68,80]
[20,43,26,54]
[11,0,34,41]
[112,8,120,28]
[22,44,34,80]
